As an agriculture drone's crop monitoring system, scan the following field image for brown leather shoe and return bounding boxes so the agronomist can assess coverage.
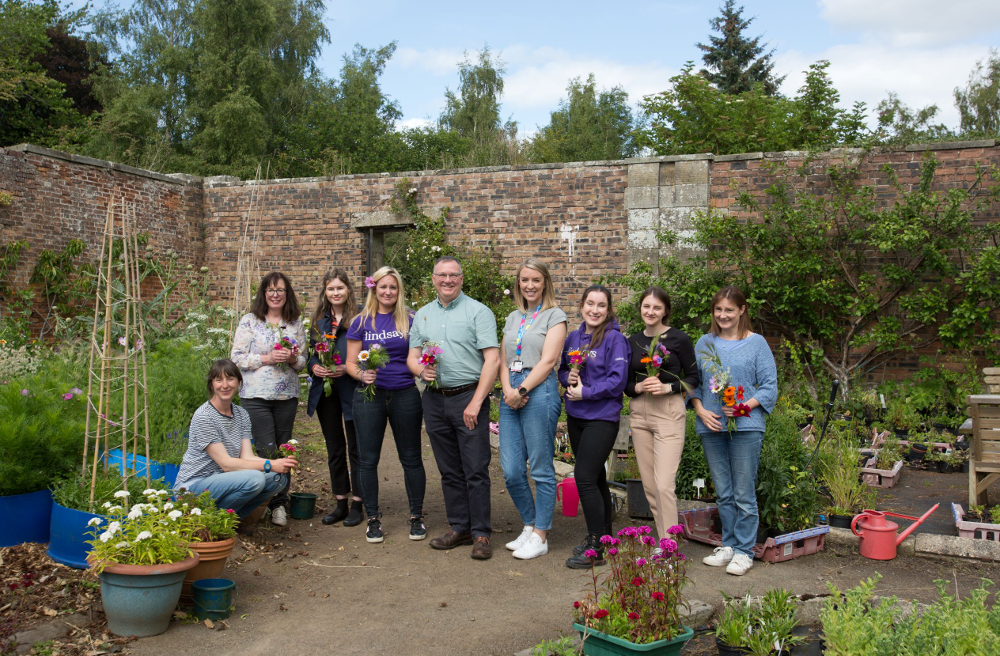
[471,536,492,560]
[429,530,473,550]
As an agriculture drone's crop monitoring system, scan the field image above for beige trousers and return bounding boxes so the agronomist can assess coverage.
[630,392,686,540]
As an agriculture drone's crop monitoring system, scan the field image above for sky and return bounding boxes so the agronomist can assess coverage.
[319,0,1000,136]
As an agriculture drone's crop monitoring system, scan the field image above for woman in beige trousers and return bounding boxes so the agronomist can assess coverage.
[624,287,700,542]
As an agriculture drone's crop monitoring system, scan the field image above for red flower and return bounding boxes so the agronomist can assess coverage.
[627,611,639,620]
[226,508,235,513]
[594,609,609,619]
[737,385,744,402]
[632,577,644,586]
[573,601,581,608]
[733,403,751,418]
[651,591,665,601]
[9,583,18,590]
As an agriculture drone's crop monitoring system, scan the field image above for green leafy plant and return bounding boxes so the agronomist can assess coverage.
[51,466,169,513]
[530,635,577,656]
[716,589,804,654]
[676,410,714,500]
[756,400,822,533]
[174,490,238,542]
[820,427,876,516]
[875,434,903,470]
[87,488,195,571]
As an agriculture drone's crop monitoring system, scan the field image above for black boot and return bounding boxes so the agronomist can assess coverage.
[343,500,364,527]
[572,534,589,556]
[565,534,605,569]
[322,498,349,525]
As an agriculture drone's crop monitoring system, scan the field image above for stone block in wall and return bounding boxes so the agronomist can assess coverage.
[674,160,709,185]
[658,186,675,208]
[659,207,696,231]
[628,208,658,232]
[625,185,659,209]
[674,183,709,207]
[350,210,414,229]
[628,163,659,187]
[628,246,660,268]
[659,162,675,186]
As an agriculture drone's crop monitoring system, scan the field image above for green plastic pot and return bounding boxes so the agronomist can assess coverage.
[572,623,693,656]
[288,493,317,520]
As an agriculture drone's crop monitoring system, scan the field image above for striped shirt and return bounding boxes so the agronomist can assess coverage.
[173,401,253,490]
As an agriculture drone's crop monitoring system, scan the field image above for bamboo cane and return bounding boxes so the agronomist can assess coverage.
[89,198,117,512]
[120,203,132,495]
[129,207,152,485]
[82,199,113,476]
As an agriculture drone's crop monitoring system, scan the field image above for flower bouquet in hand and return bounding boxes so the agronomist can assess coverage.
[272,335,300,370]
[574,524,690,645]
[641,335,692,394]
[699,342,736,434]
[279,439,299,475]
[313,331,340,397]
[568,349,588,371]
[357,344,390,401]
[419,341,443,388]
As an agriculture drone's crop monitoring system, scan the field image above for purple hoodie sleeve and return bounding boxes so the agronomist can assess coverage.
[583,332,629,401]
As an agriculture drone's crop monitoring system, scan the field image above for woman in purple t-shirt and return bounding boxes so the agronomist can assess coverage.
[346,266,426,544]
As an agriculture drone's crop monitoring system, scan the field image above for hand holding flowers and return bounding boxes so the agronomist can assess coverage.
[279,439,299,475]
[419,342,443,389]
[357,344,390,401]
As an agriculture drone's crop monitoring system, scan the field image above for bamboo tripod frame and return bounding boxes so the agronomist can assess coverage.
[81,198,153,512]
[227,163,269,347]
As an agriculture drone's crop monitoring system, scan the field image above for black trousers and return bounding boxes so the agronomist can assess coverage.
[241,397,298,509]
[568,415,618,537]
[314,392,359,498]
[422,388,492,537]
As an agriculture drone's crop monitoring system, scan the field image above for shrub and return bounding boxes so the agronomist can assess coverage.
[51,466,169,513]
[756,400,822,533]
[676,410,714,500]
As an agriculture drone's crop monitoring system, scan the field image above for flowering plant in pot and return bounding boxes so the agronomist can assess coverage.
[572,525,693,655]
[86,488,200,637]
[174,490,239,600]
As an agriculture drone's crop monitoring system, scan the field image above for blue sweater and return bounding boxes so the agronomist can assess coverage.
[689,333,778,435]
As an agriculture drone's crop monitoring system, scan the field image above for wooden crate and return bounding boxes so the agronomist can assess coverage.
[967,394,1000,506]
[861,458,904,488]
[952,502,1000,541]
[677,507,829,563]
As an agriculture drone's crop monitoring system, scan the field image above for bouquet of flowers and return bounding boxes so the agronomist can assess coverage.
[419,341,443,388]
[86,488,196,571]
[699,342,741,434]
[313,329,341,397]
[568,349,588,371]
[574,525,690,644]
[279,439,299,475]
[641,335,692,394]
[272,334,300,370]
[357,344,390,401]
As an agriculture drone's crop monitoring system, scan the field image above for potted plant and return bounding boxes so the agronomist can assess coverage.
[176,490,239,601]
[0,380,86,547]
[715,594,752,655]
[48,467,169,568]
[87,488,201,637]
[819,431,876,527]
[906,438,928,463]
[573,525,693,655]
[756,402,822,537]
[925,447,967,474]
[716,589,805,656]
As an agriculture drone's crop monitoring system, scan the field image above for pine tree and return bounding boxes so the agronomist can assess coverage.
[696,0,785,96]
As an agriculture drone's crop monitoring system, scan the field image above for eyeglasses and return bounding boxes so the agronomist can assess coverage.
[265,289,287,296]
[433,273,462,280]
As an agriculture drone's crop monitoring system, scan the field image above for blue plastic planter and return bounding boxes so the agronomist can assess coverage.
[106,448,166,481]
[160,463,181,488]
[98,556,199,637]
[47,502,103,569]
[191,578,235,620]
[0,489,53,547]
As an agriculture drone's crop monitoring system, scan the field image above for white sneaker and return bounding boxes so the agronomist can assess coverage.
[271,506,288,527]
[512,533,548,560]
[703,546,734,567]
[726,553,754,576]
[505,525,534,551]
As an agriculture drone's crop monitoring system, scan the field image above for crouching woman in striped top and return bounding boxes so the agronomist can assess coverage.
[173,359,299,520]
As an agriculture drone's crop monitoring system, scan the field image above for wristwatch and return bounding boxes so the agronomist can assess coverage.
[263,460,271,474]
[518,386,528,397]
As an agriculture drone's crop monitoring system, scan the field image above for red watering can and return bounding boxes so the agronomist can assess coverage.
[851,504,939,560]
[556,477,579,517]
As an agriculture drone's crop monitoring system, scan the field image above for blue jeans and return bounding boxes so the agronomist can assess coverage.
[498,370,561,531]
[700,430,764,558]
[353,385,426,519]
[181,470,288,519]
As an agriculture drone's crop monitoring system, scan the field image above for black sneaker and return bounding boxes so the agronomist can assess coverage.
[366,516,384,543]
[409,516,426,541]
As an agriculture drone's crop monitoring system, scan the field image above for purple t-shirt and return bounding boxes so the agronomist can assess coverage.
[346,312,415,391]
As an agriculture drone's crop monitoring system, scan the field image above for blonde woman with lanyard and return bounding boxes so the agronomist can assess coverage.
[498,258,567,560]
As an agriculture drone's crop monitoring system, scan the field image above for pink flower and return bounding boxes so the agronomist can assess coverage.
[651,591,665,601]
[365,276,375,288]
[226,508,235,513]
[607,547,618,555]
[599,535,615,545]
[641,535,656,546]
[667,525,684,535]
[584,549,598,558]
[677,553,686,561]
[573,601,581,608]
[20,389,29,396]
[593,609,609,619]
[62,393,73,400]
[639,526,653,535]
[659,538,677,553]
[69,387,83,395]
[627,612,639,620]
[635,557,647,566]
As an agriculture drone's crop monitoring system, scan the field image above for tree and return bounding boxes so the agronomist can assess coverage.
[955,48,1000,138]
[696,0,784,96]
[874,93,952,146]
[530,74,638,163]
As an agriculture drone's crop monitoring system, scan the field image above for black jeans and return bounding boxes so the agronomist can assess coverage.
[568,415,619,537]
[315,392,359,498]
[241,397,299,510]
[353,385,426,518]
[423,388,492,538]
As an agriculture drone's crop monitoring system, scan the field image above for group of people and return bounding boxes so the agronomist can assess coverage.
[173,255,777,576]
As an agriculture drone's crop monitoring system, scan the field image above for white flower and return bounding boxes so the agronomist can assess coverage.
[109,505,122,513]
[99,531,113,543]
[147,505,159,513]
[287,439,299,446]
[162,502,174,510]
[156,490,169,496]
[503,289,510,296]
[114,490,130,498]
[143,488,158,496]
[168,510,183,521]
[87,517,102,526]
[115,541,128,548]
[135,531,152,541]
[190,508,202,516]
[182,503,189,508]
[128,506,144,520]
[108,521,121,534]
[431,245,441,252]
[102,501,113,509]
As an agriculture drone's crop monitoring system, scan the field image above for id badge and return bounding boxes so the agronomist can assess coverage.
[510,361,523,372]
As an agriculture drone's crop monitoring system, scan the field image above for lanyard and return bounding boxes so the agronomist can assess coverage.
[515,304,543,357]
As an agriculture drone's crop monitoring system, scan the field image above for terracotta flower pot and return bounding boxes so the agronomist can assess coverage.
[181,537,237,602]
[93,554,200,637]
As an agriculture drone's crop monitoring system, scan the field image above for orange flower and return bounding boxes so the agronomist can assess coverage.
[323,333,336,339]
[723,386,736,406]
[640,356,652,364]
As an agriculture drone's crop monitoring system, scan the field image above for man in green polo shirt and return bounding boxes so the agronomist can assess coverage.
[408,256,500,560]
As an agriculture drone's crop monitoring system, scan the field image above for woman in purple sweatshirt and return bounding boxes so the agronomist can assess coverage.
[558,285,630,569]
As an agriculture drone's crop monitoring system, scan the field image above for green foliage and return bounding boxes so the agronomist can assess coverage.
[818,425,876,516]
[0,370,86,496]
[87,488,196,569]
[0,239,34,346]
[530,74,638,163]
[145,337,218,448]
[696,0,784,96]
[676,410,714,500]
[955,48,1000,138]
[717,589,803,654]
[51,465,168,513]
[874,93,954,147]
[530,635,577,656]
[175,490,238,541]
[756,400,821,533]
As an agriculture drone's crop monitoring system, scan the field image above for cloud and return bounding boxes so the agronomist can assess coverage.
[818,0,1000,47]
[395,46,468,76]
[396,117,433,131]
[777,43,992,128]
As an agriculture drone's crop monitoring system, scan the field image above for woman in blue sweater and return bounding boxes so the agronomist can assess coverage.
[558,285,629,569]
[689,286,777,577]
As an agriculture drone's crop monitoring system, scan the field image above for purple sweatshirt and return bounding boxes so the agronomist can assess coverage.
[558,320,629,423]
